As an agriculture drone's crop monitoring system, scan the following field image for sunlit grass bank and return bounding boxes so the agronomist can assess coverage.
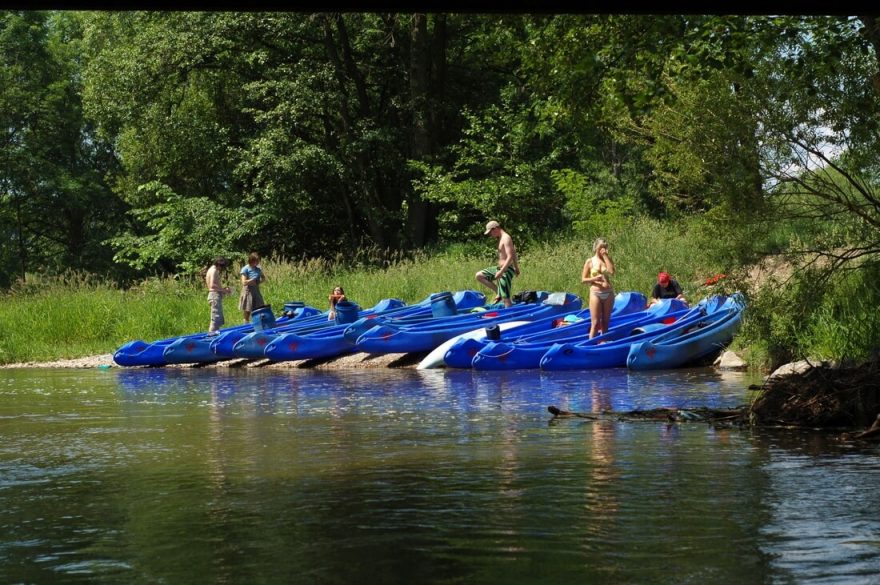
[0,218,732,365]
[3,214,877,370]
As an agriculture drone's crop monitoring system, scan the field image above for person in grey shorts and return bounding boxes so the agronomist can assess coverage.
[205,257,232,334]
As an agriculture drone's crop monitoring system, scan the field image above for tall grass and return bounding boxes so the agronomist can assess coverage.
[798,268,880,363]
[0,217,749,365]
[739,262,880,369]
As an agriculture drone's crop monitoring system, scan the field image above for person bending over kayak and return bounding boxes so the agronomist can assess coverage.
[648,272,687,307]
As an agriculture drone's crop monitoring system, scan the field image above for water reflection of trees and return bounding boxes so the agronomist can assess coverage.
[583,380,621,540]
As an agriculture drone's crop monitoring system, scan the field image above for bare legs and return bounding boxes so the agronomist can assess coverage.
[475,271,496,296]
[600,293,613,336]
[589,291,614,338]
[476,271,511,306]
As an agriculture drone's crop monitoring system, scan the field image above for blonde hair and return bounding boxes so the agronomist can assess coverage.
[592,238,607,254]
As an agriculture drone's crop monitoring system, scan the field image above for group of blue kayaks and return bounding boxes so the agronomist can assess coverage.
[113,288,745,371]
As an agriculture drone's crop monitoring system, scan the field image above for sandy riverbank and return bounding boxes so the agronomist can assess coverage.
[0,351,427,370]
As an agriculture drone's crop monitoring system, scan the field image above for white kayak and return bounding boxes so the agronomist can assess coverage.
[416,320,532,370]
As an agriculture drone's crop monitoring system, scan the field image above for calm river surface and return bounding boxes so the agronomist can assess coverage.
[1,366,879,584]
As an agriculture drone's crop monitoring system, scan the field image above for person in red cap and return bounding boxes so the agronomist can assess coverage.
[649,272,687,307]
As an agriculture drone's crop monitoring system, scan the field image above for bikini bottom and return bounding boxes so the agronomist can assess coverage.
[591,289,614,301]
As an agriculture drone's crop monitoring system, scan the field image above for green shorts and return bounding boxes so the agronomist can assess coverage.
[480,266,515,299]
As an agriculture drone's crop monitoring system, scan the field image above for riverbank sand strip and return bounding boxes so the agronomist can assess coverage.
[0,351,427,369]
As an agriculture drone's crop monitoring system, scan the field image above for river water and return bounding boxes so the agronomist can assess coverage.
[1,367,878,584]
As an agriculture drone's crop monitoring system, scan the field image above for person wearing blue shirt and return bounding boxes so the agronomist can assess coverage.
[238,252,267,322]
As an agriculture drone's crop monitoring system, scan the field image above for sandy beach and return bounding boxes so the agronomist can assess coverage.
[0,351,426,370]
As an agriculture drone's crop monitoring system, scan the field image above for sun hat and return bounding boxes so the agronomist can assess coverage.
[658,272,670,285]
[484,220,501,235]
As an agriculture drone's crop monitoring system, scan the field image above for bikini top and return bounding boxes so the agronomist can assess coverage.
[590,258,609,279]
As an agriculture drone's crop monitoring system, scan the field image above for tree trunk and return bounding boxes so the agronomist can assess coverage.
[15,192,26,282]
[405,13,430,247]
[858,16,880,96]
[405,13,445,247]
[321,14,387,247]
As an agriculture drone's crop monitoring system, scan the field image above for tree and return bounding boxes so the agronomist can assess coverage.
[80,12,520,271]
[0,11,121,286]
[754,16,880,275]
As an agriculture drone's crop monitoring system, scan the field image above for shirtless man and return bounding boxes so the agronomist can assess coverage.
[476,220,520,307]
[205,256,232,334]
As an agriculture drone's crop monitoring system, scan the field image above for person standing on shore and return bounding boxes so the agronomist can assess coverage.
[581,238,615,338]
[238,252,266,323]
[476,220,520,307]
[206,256,232,335]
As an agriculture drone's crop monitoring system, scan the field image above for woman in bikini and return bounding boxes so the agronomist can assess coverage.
[581,237,615,339]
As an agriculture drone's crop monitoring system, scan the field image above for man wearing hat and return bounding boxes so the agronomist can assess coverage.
[476,220,520,307]
[649,271,687,307]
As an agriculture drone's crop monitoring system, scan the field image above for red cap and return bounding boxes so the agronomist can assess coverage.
[658,272,670,285]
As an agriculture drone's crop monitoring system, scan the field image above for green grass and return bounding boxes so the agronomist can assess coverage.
[0,218,734,364]
[0,216,809,366]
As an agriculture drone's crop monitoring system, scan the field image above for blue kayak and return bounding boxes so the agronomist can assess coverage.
[539,294,737,371]
[233,290,486,360]
[341,290,487,344]
[626,295,745,370]
[443,291,651,369]
[163,304,331,364]
[355,292,583,354]
[227,298,396,359]
[207,308,333,359]
[468,297,689,371]
[212,296,414,358]
[113,302,321,367]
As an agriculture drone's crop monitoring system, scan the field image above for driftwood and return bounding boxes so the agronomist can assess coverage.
[547,405,747,425]
[841,413,880,442]
[548,359,880,441]
[750,361,880,434]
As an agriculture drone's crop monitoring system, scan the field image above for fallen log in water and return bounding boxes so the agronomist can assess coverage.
[547,405,748,425]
